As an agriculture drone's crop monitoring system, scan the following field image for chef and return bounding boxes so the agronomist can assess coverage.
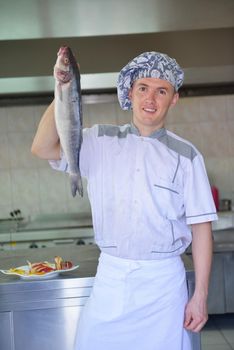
[31,51,218,350]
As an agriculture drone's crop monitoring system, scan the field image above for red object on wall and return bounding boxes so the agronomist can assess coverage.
[211,186,219,211]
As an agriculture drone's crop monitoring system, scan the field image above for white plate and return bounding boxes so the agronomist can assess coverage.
[0,264,79,280]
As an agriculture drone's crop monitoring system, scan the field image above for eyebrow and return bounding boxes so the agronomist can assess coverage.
[136,83,169,90]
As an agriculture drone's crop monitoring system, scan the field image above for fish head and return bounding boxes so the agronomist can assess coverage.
[58,46,71,66]
[54,46,73,83]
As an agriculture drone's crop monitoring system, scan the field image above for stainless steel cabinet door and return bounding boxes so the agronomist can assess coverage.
[0,312,13,350]
[224,252,234,312]
[208,253,226,314]
[14,306,83,350]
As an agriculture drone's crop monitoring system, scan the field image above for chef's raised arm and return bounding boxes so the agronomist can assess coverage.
[31,100,61,160]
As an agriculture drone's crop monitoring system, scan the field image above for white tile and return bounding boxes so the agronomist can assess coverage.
[88,102,117,125]
[227,121,234,156]
[227,157,234,193]
[173,96,201,124]
[7,105,36,132]
[8,132,38,169]
[82,104,92,128]
[205,157,230,198]
[38,168,68,214]
[166,96,201,125]
[214,319,234,344]
[199,121,229,158]
[166,102,179,125]
[65,177,91,214]
[0,107,8,133]
[36,157,52,169]
[201,344,232,350]
[66,196,91,214]
[220,330,234,344]
[0,170,12,207]
[210,315,234,344]
[0,204,13,219]
[201,329,227,345]
[116,105,132,125]
[33,104,49,128]
[165,108,176,125]
[11,169,40,217]
[170,123,203,153]
[200,95,227,122]
[12,203,40,219]
[226,94,234,121]
[0,134,10,170]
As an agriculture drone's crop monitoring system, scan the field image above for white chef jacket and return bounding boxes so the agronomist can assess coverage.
[50,123,217,260]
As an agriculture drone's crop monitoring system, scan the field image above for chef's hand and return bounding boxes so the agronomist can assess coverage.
[183,294,208,332]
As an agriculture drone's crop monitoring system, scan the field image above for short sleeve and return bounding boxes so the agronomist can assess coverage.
[183,153,218,225]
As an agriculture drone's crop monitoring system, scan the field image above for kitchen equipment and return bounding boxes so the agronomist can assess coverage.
[219,199,232,212]
[0,213,94,250]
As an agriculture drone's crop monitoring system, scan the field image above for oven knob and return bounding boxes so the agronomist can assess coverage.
[76,239,85,245]
[29,242,38,248]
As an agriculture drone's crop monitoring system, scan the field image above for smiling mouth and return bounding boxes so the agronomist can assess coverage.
[143,108,157,113]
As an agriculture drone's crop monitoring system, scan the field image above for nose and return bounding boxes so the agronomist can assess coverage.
[145,89,156,104]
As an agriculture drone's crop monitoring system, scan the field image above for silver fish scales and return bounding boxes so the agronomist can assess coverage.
[54,46,83,197]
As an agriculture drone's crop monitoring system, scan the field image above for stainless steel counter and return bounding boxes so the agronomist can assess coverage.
[213,227,234,250]
[0,245,200,350]
[0,245,98,282]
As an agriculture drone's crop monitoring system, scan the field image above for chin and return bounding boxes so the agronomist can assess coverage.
[141,117,157,124]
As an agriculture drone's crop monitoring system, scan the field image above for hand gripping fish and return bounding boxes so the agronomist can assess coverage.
[54,46,83,197]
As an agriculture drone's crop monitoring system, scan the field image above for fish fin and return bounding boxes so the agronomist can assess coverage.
[70,172,83,197]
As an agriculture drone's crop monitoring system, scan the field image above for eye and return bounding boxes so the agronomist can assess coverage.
[64,57,69,64]
[159,89,167,95]
[139,86,147,92]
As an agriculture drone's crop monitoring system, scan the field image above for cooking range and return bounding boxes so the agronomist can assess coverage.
[0,212,94,250]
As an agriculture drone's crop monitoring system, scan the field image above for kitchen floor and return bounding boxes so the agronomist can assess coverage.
[201,313,234,350]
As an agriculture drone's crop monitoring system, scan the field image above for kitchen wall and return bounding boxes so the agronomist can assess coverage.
[0,93,233,219]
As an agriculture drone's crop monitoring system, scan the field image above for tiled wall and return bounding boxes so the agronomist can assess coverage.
[0,94,233,219]
[166,94,234,203]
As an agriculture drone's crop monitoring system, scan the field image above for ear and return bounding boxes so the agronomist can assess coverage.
[128,88,133,101]
[170,92,179,107]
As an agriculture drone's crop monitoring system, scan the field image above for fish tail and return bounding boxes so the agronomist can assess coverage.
[70,172,83,197]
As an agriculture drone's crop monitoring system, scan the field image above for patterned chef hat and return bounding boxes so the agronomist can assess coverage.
[117,51,184,110]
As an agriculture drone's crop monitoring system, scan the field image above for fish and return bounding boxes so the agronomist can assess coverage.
[54,46,83,197]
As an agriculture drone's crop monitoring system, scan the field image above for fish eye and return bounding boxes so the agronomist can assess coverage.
[64,57,69,64]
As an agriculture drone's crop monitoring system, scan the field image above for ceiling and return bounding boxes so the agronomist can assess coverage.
[0,0,233,96]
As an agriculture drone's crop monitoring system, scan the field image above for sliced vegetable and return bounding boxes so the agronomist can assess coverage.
[7,256,74,276]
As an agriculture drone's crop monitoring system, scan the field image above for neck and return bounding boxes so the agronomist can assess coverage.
[132,121,164,137]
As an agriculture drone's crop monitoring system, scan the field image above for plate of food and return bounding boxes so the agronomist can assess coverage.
[0,256,79,280]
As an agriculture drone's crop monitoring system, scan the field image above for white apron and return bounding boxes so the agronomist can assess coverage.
[74,253,192,350]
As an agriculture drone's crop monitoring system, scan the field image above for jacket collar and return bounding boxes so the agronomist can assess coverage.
[130,123,166,139]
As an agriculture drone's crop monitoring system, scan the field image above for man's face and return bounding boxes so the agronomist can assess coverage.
[128,77,179,133]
